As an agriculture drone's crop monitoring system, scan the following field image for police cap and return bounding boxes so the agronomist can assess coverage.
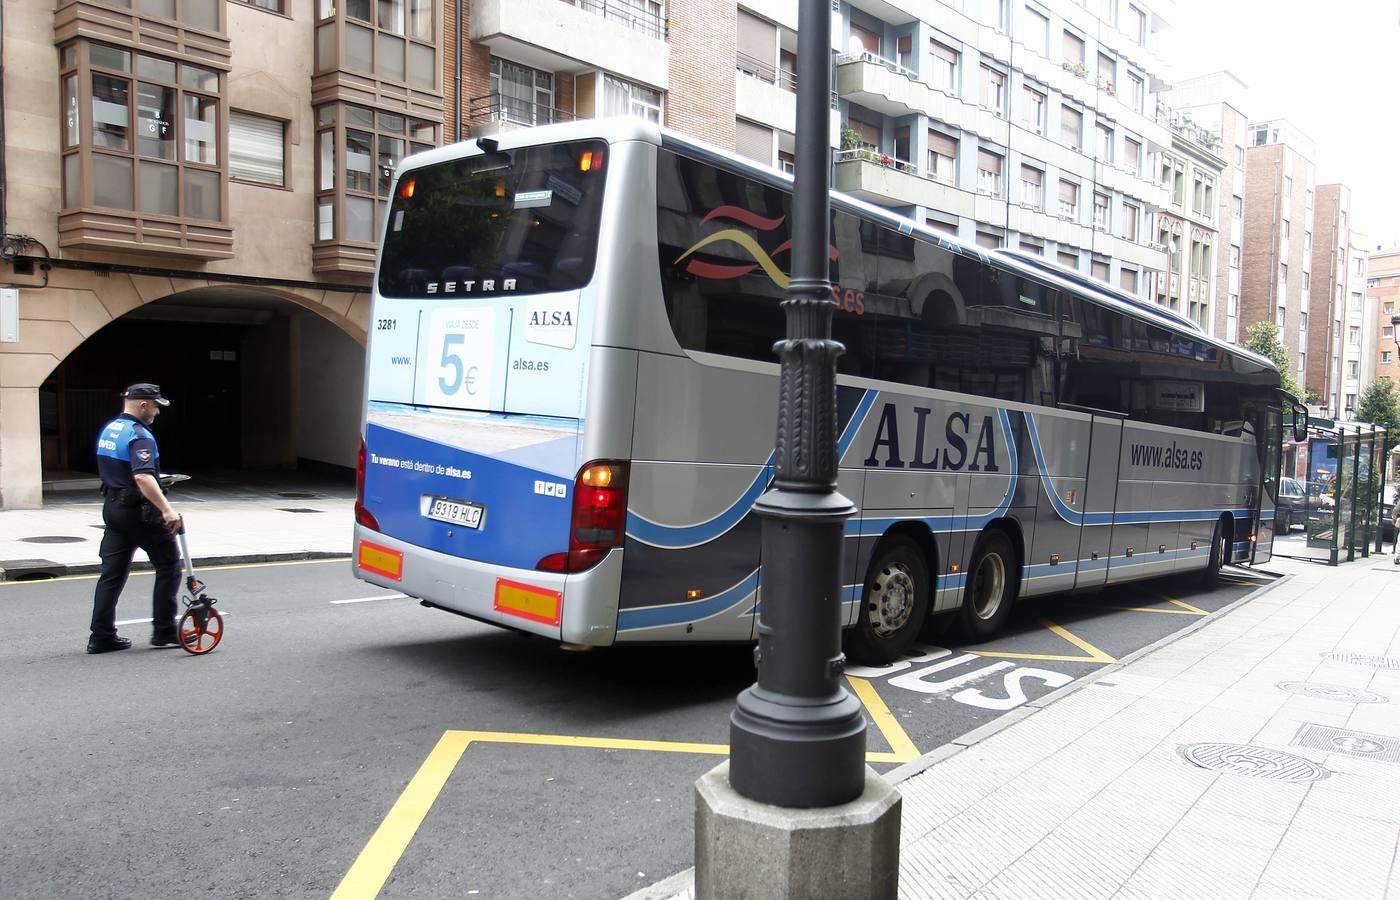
[123,383,170,407]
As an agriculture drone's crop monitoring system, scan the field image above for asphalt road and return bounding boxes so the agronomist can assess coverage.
[0,558,1274,899]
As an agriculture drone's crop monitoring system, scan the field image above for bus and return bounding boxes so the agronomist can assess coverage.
[352,118,1299,664]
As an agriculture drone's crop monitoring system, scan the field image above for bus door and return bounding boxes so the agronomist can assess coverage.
[1243,399,1284,564]
[1073,412,1123,590]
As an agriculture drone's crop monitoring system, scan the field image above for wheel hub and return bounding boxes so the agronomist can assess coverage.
[971,552,1006,620]
[868,564,915,637]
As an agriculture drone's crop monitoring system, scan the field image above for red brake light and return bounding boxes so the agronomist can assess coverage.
[537,461,629,573]
[355,438,380,531]
[399,178,415,199]
[579,150,603,172]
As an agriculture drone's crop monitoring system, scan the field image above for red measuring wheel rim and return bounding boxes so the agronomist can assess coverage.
[179,607,223,655]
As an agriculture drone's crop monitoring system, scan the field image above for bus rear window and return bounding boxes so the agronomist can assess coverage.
[377,140,608,298]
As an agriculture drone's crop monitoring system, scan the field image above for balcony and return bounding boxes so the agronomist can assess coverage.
[737,51,795,93]
[835,52,975,128]
[833,150,975,217]
[467,93,574,136]
[471,0,667,90]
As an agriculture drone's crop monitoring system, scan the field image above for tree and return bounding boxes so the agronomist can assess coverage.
[1356,377,1400,451]
[1243,321,1303,399]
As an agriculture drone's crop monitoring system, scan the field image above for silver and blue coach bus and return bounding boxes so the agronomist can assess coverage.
[352,118,1298,663]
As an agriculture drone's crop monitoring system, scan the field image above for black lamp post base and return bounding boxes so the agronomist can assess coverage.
[729,683,867,808]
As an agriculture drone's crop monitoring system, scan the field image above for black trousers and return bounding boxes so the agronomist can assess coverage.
[90,499,179,638]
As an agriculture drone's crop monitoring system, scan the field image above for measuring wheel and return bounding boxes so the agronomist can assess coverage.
[179,601,223,655]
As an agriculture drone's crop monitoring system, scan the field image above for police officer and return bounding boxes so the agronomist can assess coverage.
[88,383,183,654]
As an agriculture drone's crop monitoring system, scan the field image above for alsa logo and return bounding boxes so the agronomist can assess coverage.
[530,310,573,327]
[863,403,1001,472]
[534,480,568,498]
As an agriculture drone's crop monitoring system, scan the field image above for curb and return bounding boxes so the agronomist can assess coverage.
[0,551,350,581]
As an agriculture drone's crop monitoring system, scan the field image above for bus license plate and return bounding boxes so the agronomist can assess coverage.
[424,496,484,529]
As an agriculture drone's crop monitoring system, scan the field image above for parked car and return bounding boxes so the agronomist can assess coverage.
[1383,486,1397,543]
[1275,477,1307,533]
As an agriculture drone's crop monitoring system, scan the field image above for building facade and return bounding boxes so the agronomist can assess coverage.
[1370,247,1400,385]
[1335,229,1373,419]
[1150,109,1225,330]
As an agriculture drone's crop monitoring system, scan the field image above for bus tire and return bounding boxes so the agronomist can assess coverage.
[1200,519,1228,590]
[846,536,930,665]
[954,530,1018,642]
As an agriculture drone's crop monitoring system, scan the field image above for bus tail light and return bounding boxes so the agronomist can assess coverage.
[355,438,381,531]
[537,461,630,573]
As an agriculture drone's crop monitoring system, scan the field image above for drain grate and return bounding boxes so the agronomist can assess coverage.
[1276,682,1387,704]
[278,507,324,514]
[1178,743,1329,782]
[1322,652,1400,670]
[1293,724,1400,765]
[20,535,87,544]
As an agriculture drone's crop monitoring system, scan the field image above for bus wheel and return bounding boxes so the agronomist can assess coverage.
[847,537,930,665]
[1200,519,1228,589]
[955,531,1017,642]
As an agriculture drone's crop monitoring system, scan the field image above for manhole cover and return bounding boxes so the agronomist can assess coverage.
[1322,652,1400,670]
[1276,682,1387,704]
[1294,724,1400,765]
[20,535,87,544]
[1178,743,1329,782]
[278,507,323,514]
[277,491,317,499]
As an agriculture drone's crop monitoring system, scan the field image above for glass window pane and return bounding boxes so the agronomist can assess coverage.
[409,0,433,41]
[135,0,176,20]
[410,119,435,142]
[184,167,220,219]
[93,154,134,209]
[316,23,336,72]
[182,0,219,30]
[91,45,132,72]
[346,129,372,192]
[318,0,334,19]
[181,65,218,92]
[378,0,404,34]
[407,43,434,89]
[229,111,285,186]
[345,105,374,129]
[138,160,179,215]
[61,45,78,69]
[346,24,374,73]
[137,54,177,82]
[63,75,80,147]
[377,33,404,81]
[318,130,336,191]
[346,0,370,23]
[345,195,374,241]
[317,200,334,240]
[183,94,217,164]
[92,74,131,151]
[377,135,404,196]
[63,153,81,208]
[317,105,336,127]
[378,112,404,133]
[137,82,176,159]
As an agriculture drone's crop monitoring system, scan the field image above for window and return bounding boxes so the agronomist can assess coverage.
[233,0,284,11]
[1062,31,1085,67]
[1230,245,1240,268]
[314,102,436,243]
[1276,305,1285,326]
[1097,52,1114,85]
[1356,257,1367,277]
[1235,145,1245,168]
[1231,195,1242,220]
[1351,326,1362,344]
[1304,231,1312,254]
[1024,7,1049,54]
[1019,239,1044,255]
[1058,179,1078,218]
[229,111,284,187]
[1120,267,1137,292]
[1020,163,1044,209]
[1346,392,1357,411]
[929,40,959,94]
[925,216,957,235]
[1279,263,1287,286]
[1091,256,1109,280]
[1096,123,1113,162]
[1228,292,1238,315]
[113,0,220,28]
[60,42,223,220]
[603,74,662,122]
[1060,105,1082,149]
[1387,301,1395,314]
[976,229,1003,249]
[1349,361,1360,379]
[927,130,956,184]
[1022,85,1045,133]
[489,58,556,126]
[1384,351,1394,364]
[1058,248,1078,268]
[983,0,1009,32]
[1128,4,1146,45]
[1281,219,1290,239]
[1092,192,1109,229]
[1124,137,1141,172]
[977,148,1004,197]
[1122,201,1138,241]
[735,119,773,163]
[980,65,1006,114]
[1306,188,1313,210]
[317,0,435,88]
[848,23,880,56]
[1126,72,1144,110]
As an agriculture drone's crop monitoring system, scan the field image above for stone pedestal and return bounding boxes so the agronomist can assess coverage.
[694,762,901,900]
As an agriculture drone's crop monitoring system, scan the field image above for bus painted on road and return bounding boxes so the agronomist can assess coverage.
[352,118,1290,663]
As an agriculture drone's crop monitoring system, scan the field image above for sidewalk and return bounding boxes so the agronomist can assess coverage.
[641,552,1400,900]
[0,473,353,579]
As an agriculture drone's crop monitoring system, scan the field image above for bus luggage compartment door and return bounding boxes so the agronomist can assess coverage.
[1074,416,1122,590]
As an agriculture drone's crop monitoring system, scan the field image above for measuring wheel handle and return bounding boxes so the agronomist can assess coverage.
[179,597,224,655]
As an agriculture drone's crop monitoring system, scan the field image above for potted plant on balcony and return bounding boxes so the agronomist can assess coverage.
[1062,62,1088,78]
[841,125,861,152]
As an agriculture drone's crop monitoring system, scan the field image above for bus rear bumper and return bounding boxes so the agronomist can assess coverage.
[352,525,623,647]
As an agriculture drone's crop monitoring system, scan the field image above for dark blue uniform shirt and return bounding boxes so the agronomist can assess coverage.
[95,414,160,491]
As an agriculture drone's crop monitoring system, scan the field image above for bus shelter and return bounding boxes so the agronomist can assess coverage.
[1277,421,1388,565]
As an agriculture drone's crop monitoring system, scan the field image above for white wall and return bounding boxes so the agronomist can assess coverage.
[297,315,363,470]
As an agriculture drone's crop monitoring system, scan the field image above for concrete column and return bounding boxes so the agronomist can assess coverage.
[0,386,43,508]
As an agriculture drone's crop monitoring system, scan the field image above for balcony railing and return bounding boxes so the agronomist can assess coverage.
[834,148,918,176]
[469,93,575,130]
[576,0,666,40]
[1058,200,1077,219]
[736,50,796,92]
[835,50,918,82]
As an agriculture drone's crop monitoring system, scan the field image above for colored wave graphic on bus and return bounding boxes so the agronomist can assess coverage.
[674,205,838,290]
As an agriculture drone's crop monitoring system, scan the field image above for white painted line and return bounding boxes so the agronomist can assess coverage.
[331,594,407,605]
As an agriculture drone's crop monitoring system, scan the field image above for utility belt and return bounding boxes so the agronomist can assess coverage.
[102,484,150,508]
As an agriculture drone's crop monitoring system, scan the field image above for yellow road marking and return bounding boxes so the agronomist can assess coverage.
[1165,597,1209,615]
[1037,618,1115,662]
[966,616,1115,664]
[0,556,344,586]
[847,676,920,763]
[1110,606,1202,615]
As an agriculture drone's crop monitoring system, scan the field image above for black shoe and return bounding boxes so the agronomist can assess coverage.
[150,631,182,648]
[87,635,132,654]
